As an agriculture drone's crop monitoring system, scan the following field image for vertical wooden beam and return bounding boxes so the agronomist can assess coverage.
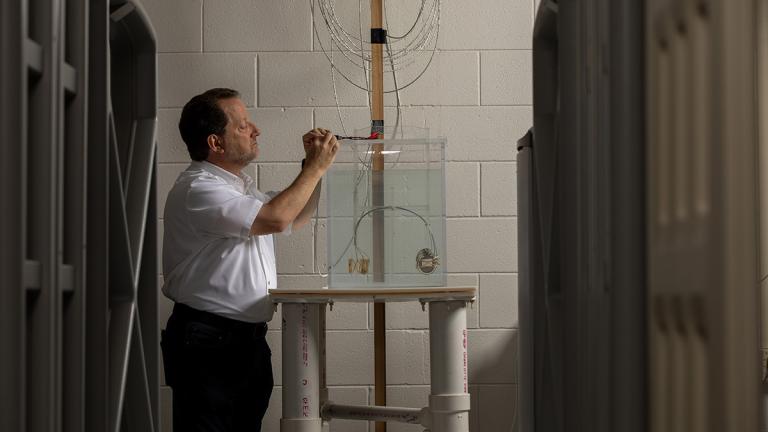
[370,1,386,431]
[370,0,384,126]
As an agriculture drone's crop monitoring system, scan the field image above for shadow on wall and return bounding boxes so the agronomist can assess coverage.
[470,329,518,432]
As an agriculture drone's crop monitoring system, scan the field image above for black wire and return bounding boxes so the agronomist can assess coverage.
[335,135,375,140]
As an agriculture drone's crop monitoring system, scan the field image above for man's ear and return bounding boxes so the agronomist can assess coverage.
[207,134,222,153]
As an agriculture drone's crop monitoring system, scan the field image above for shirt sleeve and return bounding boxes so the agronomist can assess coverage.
[186,178,264,239]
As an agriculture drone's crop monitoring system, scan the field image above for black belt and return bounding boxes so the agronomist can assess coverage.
[172,302,268,339]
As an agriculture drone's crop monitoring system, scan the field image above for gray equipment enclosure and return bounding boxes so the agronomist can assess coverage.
[0,1,160,431]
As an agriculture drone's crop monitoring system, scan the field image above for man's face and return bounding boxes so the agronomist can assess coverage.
[217,97,260,166]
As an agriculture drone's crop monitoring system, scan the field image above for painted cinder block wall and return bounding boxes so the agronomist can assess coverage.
[143,0,535,430]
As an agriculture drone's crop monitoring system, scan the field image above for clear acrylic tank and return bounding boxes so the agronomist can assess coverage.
[326,129,447,288]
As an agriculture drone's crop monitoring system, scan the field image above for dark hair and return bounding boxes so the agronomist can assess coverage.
[178,88,240,161]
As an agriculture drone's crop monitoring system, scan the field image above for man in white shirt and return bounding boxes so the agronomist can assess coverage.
[160,88,338,432]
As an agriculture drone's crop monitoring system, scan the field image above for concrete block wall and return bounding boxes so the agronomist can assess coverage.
[143,0,535,430]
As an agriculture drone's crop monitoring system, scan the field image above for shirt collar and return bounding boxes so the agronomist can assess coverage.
[193,160,254,191]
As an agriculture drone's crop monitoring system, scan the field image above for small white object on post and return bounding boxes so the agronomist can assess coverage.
[281,303,323,432]
[429,300,471,432]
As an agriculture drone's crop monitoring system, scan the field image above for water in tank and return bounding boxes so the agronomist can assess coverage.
[325,127,447,288]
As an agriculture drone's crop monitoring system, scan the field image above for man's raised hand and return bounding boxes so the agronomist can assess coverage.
[304,130,338,173]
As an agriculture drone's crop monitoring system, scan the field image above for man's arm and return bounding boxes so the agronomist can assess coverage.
[292,180,321,230]
[250,131,337,236]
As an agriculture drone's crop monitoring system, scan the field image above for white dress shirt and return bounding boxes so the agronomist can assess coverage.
[162,160,288,323]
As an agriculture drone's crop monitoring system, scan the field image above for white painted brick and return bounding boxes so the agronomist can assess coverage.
[275,220,314,274]
[148,2,531,429]
[423,106,532,161]
[157,163,189,214]
[481,162,517,216]
[481,50,533,106]
[313,47,479,107]
[314,218,328,273]
[382,0,434,39]
[268,305,283,331]
[314,107,372,137]
[262,386,282,432]
[311,0,530,51]
[478,385,518,432]
[248,163,260,187]
[381,51,479,107]
[469,385,480,432]
[374,274,479,330]
[160,386,173,432]
[380,302,428,330]
[384,386,430,432]
[257,162,300,194]
[385,331,429,385]
[252,108,313,162]
[449,273,480,329]
[311,0,431,52]
[310,0,368,52]
[327,387,370,432]
[258,53,368,107]
[439,0,532,50]
[385,385,429,407]
[277,274,326,289]
[327,303,369,331]
[327,331,374,385]
[468,329,518,384]
[374,386,479,432]
[446,162,479,217]
[314,107,429,138]
[447,218,516,272]
[257,163,316,273]
[156,109,188,163]
[158,53,256,108]
[266,330,283,385]
[141,0,202,53]
[204,0,311,52]
[479,274,518,328]
[243,164,258,182]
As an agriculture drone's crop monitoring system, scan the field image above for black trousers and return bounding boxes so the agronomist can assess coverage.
[161,303,273,432]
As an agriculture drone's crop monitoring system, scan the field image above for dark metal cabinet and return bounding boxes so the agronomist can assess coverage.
[518,1,646,431]
[1,1,159,431]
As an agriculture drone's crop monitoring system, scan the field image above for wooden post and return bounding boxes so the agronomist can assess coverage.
[370,1,386,431]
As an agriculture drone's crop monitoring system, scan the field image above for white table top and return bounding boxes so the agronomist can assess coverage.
[269,286,477,303]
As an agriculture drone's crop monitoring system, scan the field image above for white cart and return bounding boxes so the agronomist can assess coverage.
[271,287,476,432]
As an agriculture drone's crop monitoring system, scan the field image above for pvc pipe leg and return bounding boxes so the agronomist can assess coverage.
[429,301,471,432]
[281,304,323,432]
